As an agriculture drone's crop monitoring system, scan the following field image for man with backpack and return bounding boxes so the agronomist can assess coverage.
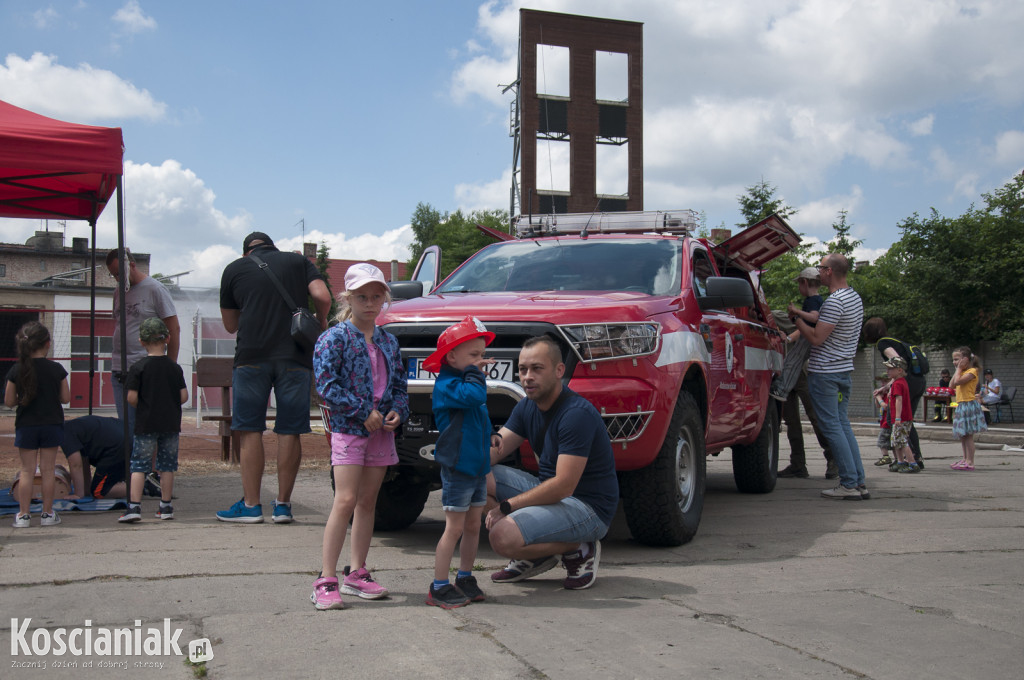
[863,317,927,469]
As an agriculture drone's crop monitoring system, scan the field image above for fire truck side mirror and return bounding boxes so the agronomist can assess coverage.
[389,280,425,301]
[697,276,754,311]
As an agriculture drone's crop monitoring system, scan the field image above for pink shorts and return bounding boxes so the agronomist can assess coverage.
[330,430,398,467]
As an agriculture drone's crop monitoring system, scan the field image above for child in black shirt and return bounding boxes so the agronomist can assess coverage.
[118,318,187,523]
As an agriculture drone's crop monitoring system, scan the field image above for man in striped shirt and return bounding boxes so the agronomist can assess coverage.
[792,253,867,500]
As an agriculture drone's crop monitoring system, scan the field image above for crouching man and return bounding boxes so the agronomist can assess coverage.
[485,336,618,590]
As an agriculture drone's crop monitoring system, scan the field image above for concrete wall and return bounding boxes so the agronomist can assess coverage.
[846,341,1022,421]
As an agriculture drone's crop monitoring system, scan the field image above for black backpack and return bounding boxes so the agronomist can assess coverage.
[882,337,930,376]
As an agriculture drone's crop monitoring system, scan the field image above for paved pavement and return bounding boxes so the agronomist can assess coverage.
[2,429,1023,679]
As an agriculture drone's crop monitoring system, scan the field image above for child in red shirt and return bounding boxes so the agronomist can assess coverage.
[884,356,918,473]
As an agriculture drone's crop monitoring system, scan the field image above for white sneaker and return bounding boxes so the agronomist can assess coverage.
[12,513,30,528]
[40,511,61,526]
[821,485,863,500]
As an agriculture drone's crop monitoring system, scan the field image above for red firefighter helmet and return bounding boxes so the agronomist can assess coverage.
[422,316,495,372]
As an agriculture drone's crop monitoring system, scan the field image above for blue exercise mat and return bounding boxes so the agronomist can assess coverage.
[0,488,127,514]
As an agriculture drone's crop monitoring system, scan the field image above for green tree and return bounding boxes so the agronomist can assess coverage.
[882,173,1024,349]
[314,240,338,321]
[736,177,797,227]
[407,203,510,279]
[735,178,803,310]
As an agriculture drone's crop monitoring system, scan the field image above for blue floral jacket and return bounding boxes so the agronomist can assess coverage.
[314,321,409,436]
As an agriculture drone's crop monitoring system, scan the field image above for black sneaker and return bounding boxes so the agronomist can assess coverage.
[455,574,486,602]
[426,583,470,609]
[778,465,809,478]
[857,485,871,500]
[118,504,142,523]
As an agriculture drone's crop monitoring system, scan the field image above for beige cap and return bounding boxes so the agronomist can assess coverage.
[795,266,821,282]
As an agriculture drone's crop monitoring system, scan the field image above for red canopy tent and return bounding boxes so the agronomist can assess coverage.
[0,99,123,222]
[0,99,126,419]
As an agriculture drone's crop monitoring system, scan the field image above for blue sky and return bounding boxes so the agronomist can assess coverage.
[1,0,1021,287]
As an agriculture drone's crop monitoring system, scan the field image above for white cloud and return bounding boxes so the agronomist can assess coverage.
[908,114,934,137]
[0,53,166,122]
[994,130,1024,167]
[954,172,980,199]
[0,156,416,290]
[451,0,1022,232]
[792,187,865,240]
[928,147,956,180]
[455,168,513,213]
[113,1,157,34]
[33,7,59,29]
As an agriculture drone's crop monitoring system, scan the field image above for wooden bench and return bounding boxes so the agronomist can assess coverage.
[196,357,241,462]
[195,357,323,463]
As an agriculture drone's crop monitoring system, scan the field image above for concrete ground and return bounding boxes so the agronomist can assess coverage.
[2,423,1023,679]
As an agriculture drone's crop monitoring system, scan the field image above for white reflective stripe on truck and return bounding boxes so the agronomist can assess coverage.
[654,330,711,367]
[745,346,784,372]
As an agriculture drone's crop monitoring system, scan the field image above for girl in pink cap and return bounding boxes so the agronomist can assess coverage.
[310,263,408,610]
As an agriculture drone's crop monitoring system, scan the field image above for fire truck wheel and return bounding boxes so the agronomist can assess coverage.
[731,403,780,493]
[373,466,431,531]
[621,391,706,547]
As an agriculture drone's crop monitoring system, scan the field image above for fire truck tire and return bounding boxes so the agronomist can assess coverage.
[731,403,779,493]
[373,467,431,531]
[621,391,706,547]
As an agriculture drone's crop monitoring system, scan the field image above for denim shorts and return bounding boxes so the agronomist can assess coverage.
[131,432,179,473]
[440,467,487,512]
[492,465,609,545]
[232,361,312,434]
[14,424,65,449]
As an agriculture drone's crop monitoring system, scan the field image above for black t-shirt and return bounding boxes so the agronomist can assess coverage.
[5,358,67,428]
[877,338,925,398]
[219,246,324,368]
[62,415,124,468]
[125,356,186,434]
[504,388,619,526]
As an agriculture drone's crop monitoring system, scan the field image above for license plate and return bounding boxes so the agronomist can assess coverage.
[409,358,514,381]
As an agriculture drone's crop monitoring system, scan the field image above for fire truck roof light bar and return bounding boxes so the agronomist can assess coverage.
[513,209,699,239]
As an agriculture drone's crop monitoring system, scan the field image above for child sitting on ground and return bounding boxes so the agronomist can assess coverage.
[118,318,188,522]
[424,316,501,609]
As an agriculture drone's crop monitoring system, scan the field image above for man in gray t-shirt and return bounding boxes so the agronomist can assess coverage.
[106,249,179,436]
[793,253,866,500]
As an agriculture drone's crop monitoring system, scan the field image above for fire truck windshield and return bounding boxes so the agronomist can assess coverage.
[437,238,683,296]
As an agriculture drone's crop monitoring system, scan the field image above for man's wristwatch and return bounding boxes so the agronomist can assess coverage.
[499,500,512,515]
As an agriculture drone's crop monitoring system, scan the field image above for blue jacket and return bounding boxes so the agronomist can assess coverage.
[432,365,492,477]
[314,322,409,436]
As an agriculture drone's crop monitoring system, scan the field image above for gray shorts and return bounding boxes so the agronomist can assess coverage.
[876,427,893,451]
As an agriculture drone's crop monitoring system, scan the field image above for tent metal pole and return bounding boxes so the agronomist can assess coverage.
[88,219,97,414]
[116,175,131,499]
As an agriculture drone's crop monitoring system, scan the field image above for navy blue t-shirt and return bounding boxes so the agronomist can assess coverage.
[803,294,823,326]
[504,388,619,526]
[62,415,124,468]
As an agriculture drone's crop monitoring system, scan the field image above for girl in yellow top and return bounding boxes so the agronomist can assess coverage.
[950,346,986,470]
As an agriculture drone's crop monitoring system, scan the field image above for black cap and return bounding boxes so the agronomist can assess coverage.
[243,231,275,253]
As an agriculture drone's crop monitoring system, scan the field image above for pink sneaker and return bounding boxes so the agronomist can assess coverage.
[341,566,388,600]
[310,576,344,610]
